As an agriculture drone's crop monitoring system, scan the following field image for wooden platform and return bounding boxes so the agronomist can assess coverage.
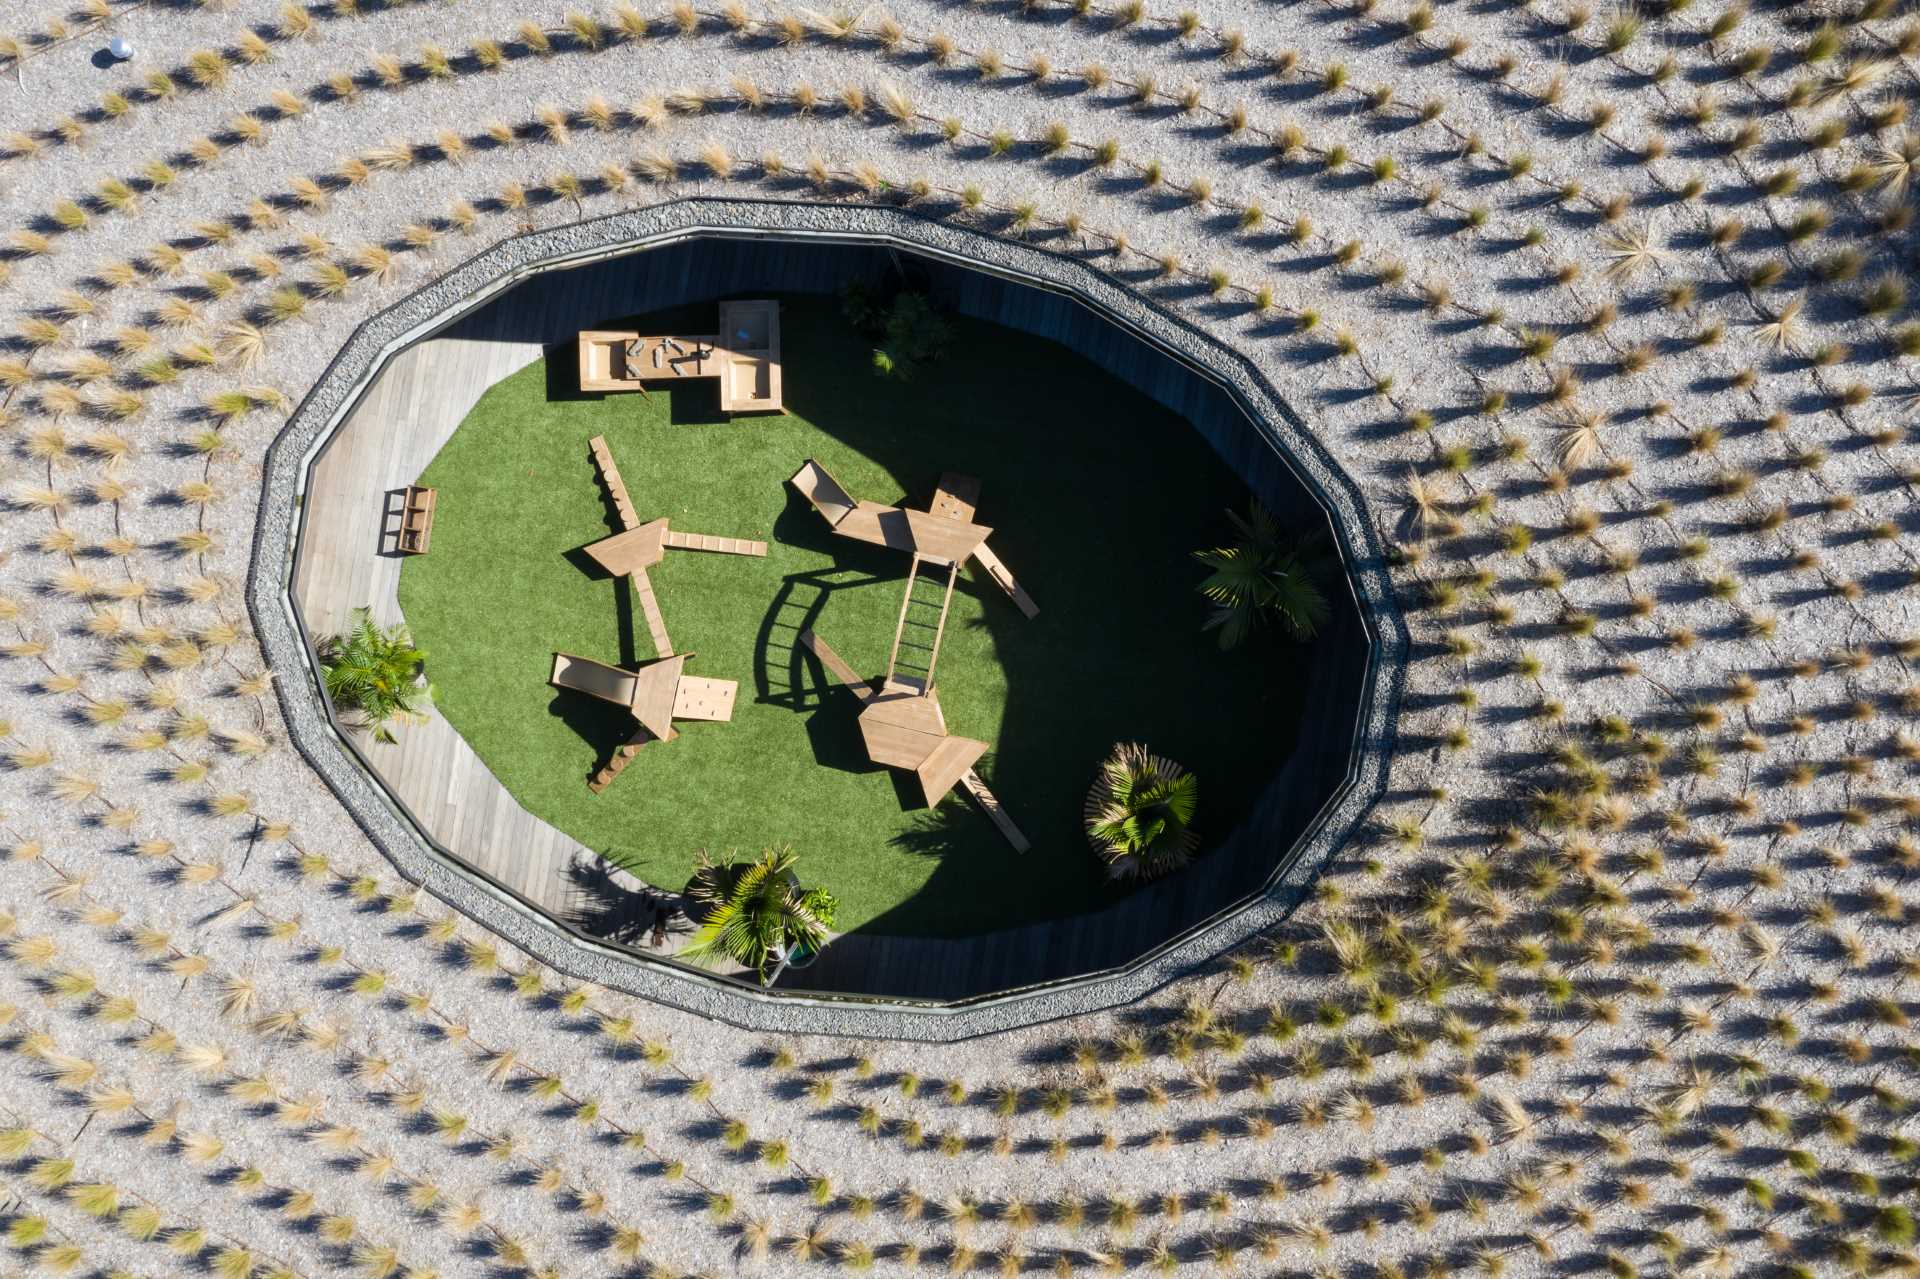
[807,630,1020,825]
[789,460,1036,616]
[832,503,994,567]
[584,520,669,576]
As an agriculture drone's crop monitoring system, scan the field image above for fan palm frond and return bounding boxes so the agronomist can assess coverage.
[1084,744,1199,881]
[1193,503,1332,647]
[679,845,833,984]
[315,607,431,742]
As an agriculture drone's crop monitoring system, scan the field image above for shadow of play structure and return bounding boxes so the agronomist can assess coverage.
[790,459,1038,852]
[548,434,767,792]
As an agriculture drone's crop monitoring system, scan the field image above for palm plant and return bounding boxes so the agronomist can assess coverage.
[314,607,431,743]
[1084,743,1199,881]
[680,844,836,985]
[1192,503,1331,649]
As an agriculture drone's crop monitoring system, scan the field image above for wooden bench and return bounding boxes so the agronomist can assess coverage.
[396,485,436,555]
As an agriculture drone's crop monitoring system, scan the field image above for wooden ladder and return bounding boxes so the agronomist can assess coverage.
[884,554,958,694]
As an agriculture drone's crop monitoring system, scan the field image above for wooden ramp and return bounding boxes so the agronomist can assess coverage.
[959,768,1030,852]
[798,630,874,704]
[550,652,638,706]
[971,542,1039,619]
[789,459,857,528]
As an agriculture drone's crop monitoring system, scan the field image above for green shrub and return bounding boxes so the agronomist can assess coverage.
[315,607,432,743]
[839,280,953,380]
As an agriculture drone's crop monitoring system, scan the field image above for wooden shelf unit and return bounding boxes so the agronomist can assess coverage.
[716,300,782,413]
[397,485,436,555]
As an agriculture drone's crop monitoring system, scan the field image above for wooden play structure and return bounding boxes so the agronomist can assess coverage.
[577,299,783,413]
[785,458,1036,848]
[789,460,1039,627]
[550,651,738,793]
[393,484,437,556]
[800,630,1028,852]
[585,434,766,658]
[547,435,767,792]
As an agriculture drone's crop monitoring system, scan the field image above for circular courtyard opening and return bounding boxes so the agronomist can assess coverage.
[258,201,1400,1036]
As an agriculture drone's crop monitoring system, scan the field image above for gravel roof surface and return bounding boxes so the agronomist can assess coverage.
[2,0,1919,1276]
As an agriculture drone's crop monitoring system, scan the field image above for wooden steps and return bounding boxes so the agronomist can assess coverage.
[661,529,767,557]
[588,435,640,531]
[589,727,654,793]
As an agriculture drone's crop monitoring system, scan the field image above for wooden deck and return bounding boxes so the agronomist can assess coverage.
[293,323,607,917]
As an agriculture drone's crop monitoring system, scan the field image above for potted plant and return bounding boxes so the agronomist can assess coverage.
[680,844,836,986]
[314,607,433,744]
[1084,743,1199,881]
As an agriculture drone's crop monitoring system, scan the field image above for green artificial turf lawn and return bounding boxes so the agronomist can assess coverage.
[397,295,1313,936]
